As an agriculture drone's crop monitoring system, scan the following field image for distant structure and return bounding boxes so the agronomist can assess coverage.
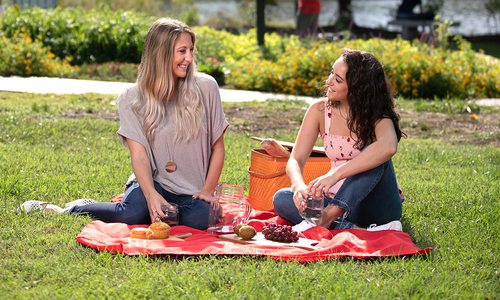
[389,0,456,40]
[396,0,435,20]
[10,0,56,9]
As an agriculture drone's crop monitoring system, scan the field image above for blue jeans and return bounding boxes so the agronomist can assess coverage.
[273,160,402,229]
[68,181,210,229]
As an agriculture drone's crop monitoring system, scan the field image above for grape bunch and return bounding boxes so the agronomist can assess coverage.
[262,224,299,243]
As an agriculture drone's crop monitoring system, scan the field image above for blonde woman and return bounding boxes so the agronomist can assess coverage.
[21,18,229,229]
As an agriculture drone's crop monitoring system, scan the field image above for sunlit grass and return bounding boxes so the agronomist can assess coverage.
[0,92,498,299]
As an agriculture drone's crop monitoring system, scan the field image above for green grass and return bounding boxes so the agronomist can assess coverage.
[0,92,498,299]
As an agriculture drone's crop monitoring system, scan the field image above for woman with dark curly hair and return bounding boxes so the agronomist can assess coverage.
[273,49,405,231]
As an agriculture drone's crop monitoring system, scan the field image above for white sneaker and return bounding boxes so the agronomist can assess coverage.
[64,198,96,208]
[18,200,64,214]
[367,220,403,232]
[292,219,316,232]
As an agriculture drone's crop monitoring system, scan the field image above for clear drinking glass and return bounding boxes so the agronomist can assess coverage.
[300,194,324,223]
[207,183,251,235]
[160,203,179,226]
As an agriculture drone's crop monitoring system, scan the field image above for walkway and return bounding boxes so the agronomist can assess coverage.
[0,76,498,106]
[0,76,315,103]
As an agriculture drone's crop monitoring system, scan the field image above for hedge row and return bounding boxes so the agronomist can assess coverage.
[1,6,498,99]
[0,5,149,65]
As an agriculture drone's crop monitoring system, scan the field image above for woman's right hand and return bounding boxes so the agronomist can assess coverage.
[293,184,309,213]
[146,191,169,222]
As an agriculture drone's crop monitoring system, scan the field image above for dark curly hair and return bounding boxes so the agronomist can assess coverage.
[329,49,404,149]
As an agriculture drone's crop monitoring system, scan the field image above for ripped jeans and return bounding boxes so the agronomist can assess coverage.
[273,160,402,229]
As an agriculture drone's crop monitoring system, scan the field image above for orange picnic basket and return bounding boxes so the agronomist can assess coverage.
[248,148,331,211]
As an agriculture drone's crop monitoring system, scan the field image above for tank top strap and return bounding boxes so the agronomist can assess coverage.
[324,105,331,136]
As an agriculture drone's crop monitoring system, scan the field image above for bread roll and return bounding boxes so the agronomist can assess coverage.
[149,221,171,239]
[261,139,290,158]
[130,228,152,239]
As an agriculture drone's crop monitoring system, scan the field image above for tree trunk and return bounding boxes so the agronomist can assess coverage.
[256,0,265,46]
[337,0,354,30]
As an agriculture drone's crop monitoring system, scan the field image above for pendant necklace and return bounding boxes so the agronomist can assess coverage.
[164,97,178,173]
[165,160,177,173]
[164,137,177,173]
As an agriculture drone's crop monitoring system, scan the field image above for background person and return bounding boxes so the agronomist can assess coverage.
[21,18,229,229]
[273,49,404,232]
[296,0,321,38]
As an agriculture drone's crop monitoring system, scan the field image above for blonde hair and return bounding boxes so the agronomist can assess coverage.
[135,18,203,144]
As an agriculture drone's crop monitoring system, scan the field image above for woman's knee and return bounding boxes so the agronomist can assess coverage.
[273,188,293,209]
[116,186,151,224]
[115,209,151,225]
[179,200,210,230]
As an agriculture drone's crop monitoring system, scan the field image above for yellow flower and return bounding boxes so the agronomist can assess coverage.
[24,35,32,44]
[470,114,479,121]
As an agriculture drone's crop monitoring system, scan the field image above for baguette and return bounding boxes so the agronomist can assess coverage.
[261,138,290,158]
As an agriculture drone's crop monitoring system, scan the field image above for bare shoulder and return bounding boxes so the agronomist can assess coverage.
[307,98,327,115]
[375,118,395,127]
[300,98,327,132]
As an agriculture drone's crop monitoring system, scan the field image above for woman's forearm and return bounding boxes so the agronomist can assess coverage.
[332,139,396,181]
[127,139,156,200]
[286,158,307,192]
[332,119,398,181]
[201,135,225,195]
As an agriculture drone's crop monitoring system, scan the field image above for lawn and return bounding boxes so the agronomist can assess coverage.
[0,92,498,299]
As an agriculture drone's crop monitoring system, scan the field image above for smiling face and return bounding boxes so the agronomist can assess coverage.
[172,32,194,81]
[325,56,348,103]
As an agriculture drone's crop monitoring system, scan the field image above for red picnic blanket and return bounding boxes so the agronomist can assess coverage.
[76,200,432,262]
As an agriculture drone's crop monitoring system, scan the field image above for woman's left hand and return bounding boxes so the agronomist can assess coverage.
[193,190,215,203]
[308,172,339,198]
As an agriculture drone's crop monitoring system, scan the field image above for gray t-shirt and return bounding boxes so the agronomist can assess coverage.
[117,73,229,195]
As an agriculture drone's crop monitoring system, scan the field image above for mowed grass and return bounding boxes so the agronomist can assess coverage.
[0,92,498,299]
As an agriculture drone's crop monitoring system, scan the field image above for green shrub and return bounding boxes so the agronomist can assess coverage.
[224,36,500,99]
[0,32,76,77]
[1,6,498,99]
[57,0,163,17]
[0,5,151,65]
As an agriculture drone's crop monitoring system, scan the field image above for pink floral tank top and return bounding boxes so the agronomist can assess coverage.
[322,106,361,195]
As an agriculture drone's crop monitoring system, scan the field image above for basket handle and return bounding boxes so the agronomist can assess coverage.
[248,168,286,179]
